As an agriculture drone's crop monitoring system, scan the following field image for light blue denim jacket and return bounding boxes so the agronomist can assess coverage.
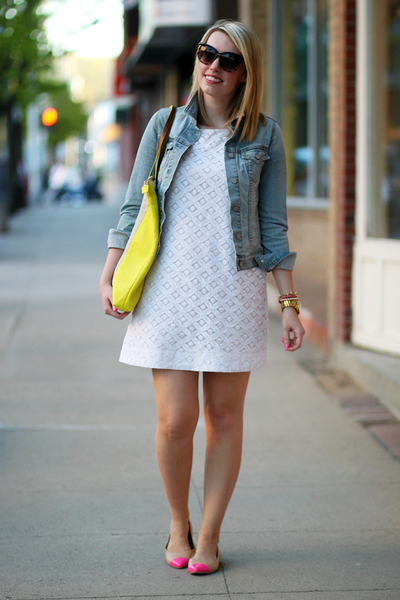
[108,93,296,272]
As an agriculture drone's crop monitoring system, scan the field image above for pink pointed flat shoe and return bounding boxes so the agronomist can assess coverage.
[165,520,196,569]
[188,547,220,575]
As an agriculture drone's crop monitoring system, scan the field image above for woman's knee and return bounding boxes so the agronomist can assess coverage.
[153,369,199,441]
[203,398,242,433]
[202,372,248,433]
[157,408,199,441]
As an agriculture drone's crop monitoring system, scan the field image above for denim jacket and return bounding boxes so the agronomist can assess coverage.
[108,93,296,272]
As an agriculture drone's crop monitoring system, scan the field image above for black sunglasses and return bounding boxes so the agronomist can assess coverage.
[197,43,244,72]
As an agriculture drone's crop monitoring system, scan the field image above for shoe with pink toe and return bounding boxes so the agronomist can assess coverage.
[188,547,220,575]
[165,520,196,569]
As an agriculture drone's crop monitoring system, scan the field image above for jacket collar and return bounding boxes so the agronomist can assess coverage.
[184,93,199,122]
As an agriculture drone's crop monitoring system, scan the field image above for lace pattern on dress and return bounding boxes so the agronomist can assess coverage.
[119,129,268,372]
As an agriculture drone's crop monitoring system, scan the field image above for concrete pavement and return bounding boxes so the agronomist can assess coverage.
[1,200,400,599]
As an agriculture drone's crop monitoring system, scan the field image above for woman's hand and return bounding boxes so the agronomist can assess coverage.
[270,269,305,352]
[280,307,305,351]
[100,247,131,320]
[100,280,131,320]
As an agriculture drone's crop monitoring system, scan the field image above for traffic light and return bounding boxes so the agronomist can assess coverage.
[41,107,58,127]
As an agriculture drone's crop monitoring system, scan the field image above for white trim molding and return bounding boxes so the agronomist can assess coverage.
[353,0,400,356]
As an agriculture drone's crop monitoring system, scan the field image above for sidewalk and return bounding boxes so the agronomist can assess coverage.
[1,202,400,599]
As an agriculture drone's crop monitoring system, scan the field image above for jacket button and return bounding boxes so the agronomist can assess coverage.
[229,153,235,158]
[236,233,241,240]
[231,178,237,184]
[255,153,261,159]
[233,206,239,212]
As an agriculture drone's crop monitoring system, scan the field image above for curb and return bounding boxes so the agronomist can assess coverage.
[301,358,400,460]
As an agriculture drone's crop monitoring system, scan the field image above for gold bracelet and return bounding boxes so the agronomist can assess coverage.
[280,298,300,314]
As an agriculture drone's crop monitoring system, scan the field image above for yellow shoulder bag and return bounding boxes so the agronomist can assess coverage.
[112,106,176,312]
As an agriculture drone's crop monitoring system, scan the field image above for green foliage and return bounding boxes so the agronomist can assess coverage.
[0,1,88,144]
[45,82,88,148]
[0,0,54,108]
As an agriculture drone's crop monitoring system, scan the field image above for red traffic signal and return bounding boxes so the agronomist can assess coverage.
[41,107,58,127]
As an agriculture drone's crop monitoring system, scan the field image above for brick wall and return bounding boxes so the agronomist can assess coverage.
[327,0,357,344]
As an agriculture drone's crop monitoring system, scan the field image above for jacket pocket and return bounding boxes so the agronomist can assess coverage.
[241,147,269,185]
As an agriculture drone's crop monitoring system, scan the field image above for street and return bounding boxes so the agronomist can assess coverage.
[1,199,400,599]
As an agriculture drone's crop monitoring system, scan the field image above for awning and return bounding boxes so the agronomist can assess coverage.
[124,24,206,76]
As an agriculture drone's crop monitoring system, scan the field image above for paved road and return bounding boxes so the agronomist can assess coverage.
[1,200,400,599]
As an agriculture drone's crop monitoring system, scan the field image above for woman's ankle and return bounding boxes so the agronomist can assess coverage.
[196,527,220,549]
[170,513,190,528]
[167,517,193,553]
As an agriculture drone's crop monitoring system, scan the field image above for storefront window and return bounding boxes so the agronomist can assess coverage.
[367,0,400,239]
[272,0,328,200]
[384,0,400,239]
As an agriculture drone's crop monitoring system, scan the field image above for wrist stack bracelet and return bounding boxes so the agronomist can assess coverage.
[278,292,300,314]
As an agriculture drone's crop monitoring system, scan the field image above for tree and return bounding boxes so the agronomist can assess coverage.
[0,1,87,144]
[0,0,54,109]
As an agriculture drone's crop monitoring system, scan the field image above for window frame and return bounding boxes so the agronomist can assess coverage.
[268,0,329,206]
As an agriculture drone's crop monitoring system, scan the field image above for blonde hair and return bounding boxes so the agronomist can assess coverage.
[189,19,264,142]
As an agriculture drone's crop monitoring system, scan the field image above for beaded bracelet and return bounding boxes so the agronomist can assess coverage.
[278,292,298,302]
[278,294,298,301]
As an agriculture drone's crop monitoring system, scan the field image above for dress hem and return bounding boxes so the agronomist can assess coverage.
[119,351,267,373]
[119,359,268,373]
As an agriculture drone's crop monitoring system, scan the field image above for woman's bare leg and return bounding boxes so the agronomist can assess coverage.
[193,371,250,563]
[152,369,199,552]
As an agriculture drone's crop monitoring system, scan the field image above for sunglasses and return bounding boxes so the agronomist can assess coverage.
[197,43,244,72]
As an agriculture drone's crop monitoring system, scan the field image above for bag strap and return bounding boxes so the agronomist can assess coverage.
[148,105,177,182]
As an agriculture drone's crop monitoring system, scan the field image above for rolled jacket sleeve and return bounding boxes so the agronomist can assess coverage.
[256,120,296,272]
[107,108,169,249]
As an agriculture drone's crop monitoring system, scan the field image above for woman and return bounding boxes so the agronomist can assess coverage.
[100,19,305,575]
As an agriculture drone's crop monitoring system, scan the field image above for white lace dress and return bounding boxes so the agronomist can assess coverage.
[119,128,268,372]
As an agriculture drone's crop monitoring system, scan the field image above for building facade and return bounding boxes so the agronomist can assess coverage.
[117,0,400,411]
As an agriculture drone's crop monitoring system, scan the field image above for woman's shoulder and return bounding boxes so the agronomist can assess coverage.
[252,113,283,146]
[232,114,280,149]
[258,113,281,132]
[148,105,190,135]
[148,106,174,130]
